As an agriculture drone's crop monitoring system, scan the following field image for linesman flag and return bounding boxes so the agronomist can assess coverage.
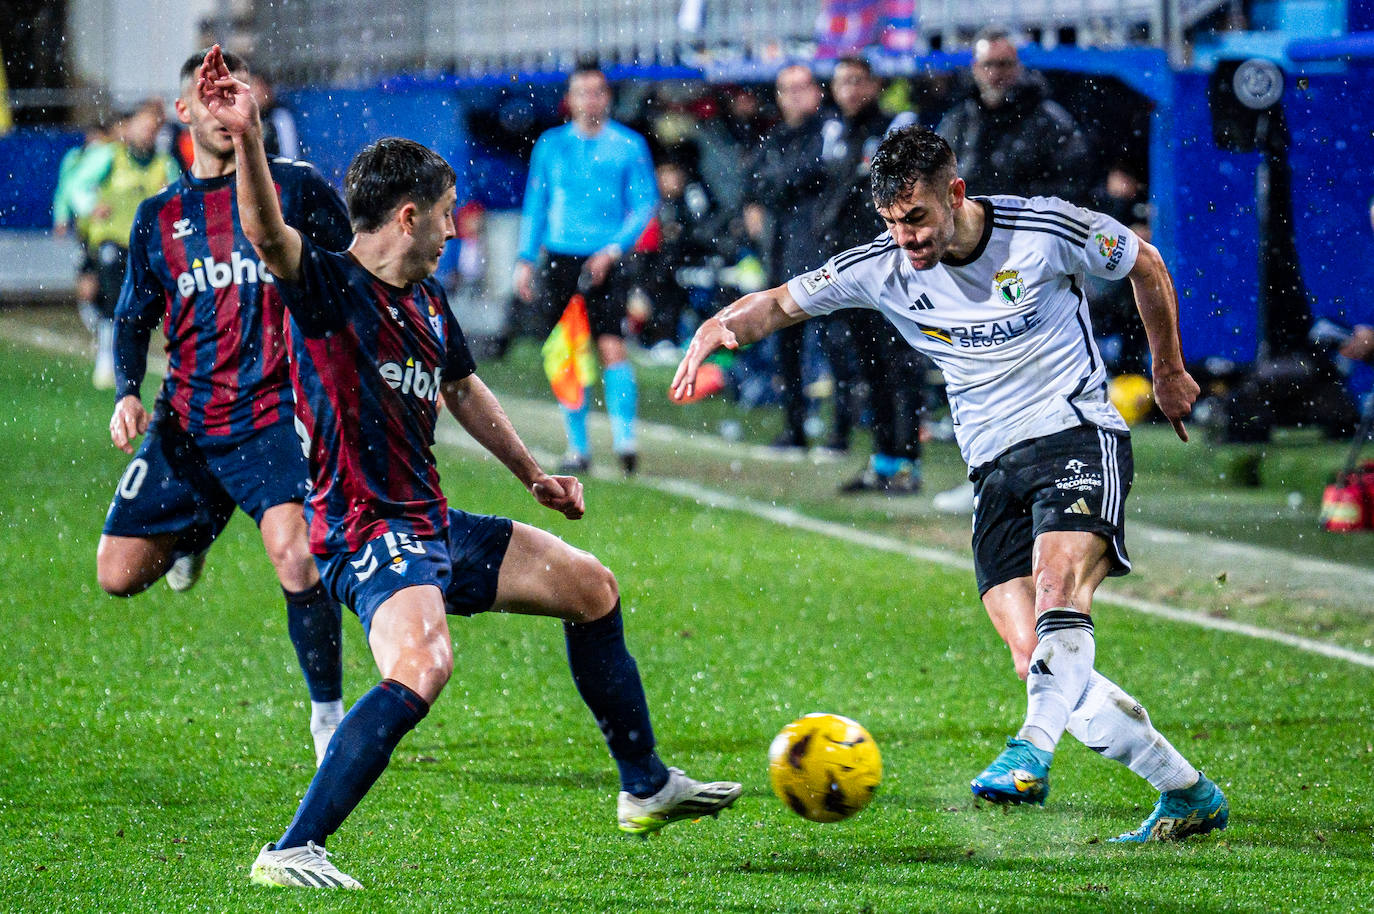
[541,293,599,410]
[0,44,13,135]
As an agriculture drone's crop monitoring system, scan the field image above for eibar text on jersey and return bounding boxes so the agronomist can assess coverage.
[175,251,274,298]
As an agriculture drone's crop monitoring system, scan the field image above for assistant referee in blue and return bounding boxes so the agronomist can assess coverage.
[514,63,658,475]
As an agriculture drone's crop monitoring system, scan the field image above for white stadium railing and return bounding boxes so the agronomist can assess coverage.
[235,0,1233,81]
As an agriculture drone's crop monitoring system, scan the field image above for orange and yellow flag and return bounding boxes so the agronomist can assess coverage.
[541,294,598,410]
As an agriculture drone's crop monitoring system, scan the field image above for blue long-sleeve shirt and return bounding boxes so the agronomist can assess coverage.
[517,120,657,263]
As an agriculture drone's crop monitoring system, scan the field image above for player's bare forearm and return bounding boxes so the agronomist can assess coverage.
[443,375,585,519]
[232,131,302,281]
[1128,241,1200,440]
[671,284,806,401]
[197,45,302,281]
[442,375,543,486]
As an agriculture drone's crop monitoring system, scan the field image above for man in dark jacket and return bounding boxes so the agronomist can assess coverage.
[936,27,1089,201]
[815,57,924,489]
[744,64,828,450]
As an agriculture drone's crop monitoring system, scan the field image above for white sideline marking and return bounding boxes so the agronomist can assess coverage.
[435,424,1374,671]
[5,315,1372,670]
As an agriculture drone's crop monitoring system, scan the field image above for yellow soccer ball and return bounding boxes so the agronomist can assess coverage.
[1109,373,1155,426]
[768,713,882,823]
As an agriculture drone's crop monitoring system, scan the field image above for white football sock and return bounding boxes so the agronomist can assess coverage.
[1018,609,1095,753]
[310,699,345,767]
[1065,671,1199,793]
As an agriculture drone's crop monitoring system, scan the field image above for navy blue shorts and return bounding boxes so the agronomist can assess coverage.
[315,508,514,637]
[971,425,1133,596]
[102,414,308,555]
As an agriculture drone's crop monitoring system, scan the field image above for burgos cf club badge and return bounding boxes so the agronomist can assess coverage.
[994,269,1025,306]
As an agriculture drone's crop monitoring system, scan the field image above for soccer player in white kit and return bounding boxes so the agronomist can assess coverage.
[672,126,1228,843]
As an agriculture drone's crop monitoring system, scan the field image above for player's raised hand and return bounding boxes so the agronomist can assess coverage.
[109,395,149,455]
[670,314,739,402]
[531,473,585,520]
[1152,366,1201,442]
[197,45,256,136]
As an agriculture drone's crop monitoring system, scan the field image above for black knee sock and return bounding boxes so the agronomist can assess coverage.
[276,679,428,849]
[564,602,668,797]
[285,583,343,703]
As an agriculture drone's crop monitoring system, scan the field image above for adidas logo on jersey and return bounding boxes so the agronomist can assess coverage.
[1064,498,1093,515]
[379,357,442,402]
[908,293,934,311]
[175,252,273,299]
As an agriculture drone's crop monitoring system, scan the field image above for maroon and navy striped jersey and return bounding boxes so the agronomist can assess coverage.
[113,159,351,439]
[280,235,477,556]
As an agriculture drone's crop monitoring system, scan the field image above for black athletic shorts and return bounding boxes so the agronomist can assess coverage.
[970,424,1133,596]
[538,252,626,339]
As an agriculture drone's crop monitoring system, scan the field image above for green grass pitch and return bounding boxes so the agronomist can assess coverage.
[0,339,1370,912]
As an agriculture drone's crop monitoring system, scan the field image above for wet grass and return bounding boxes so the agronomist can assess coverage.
[0,339,1371,912]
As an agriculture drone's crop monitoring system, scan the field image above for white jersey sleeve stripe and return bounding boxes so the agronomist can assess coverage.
[994,205,1091,236]
[993,211,1090,242]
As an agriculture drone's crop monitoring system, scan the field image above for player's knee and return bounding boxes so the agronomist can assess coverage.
[97,566,146,598]
[96,544,151,597]
[568,556,619,623]
[264,535,314,587]
[1031,565,1078,608]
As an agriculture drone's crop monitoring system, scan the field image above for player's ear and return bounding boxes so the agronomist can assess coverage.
[948,176,966,209]
[174,97,192,126]
[395,201,418,235]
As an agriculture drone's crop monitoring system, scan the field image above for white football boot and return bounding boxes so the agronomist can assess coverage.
[249,841,362,889]
[617,767,742,836]
[165,549,208,593]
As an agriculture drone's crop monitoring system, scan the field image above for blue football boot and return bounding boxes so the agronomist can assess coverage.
[1110,773,1229,843]
[971,737,1052,805]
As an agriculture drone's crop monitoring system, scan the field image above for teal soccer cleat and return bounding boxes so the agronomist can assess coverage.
[971,737,1052,805]
[1110,773,1229,843]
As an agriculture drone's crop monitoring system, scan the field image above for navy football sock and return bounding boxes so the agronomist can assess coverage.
[276,679,428,849]
[285,583,344,703]
[564,602,668,797]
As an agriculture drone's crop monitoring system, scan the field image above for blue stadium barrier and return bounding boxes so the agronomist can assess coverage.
[0,128,84,230]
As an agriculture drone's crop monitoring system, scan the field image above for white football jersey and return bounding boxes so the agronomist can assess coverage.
[786,195,1140,471]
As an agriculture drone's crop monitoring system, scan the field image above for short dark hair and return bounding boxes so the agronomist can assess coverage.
[344,137,456,233]
[570,61,606,85]
[833,56,873,77]
[869,126,957,208]
[180,48,249,89]
[973,25,1014,47]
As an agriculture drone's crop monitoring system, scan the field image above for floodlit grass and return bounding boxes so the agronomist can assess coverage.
[0,339,1371,912]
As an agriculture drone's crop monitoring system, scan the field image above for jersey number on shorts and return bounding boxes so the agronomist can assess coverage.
[118,458,150,500]
[349,531,427,582]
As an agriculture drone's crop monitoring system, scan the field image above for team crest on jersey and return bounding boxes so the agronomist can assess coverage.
[994,269,1026,306]
[427,303,443,338]
[800,267,835,295]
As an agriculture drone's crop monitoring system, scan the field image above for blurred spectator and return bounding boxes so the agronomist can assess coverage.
[449,201,489,305]
[51,118,113,333]
[639,150,721,353]
[251,69,300,159]
[77,99,179,389]
[696,85,772,222]
[745,63,828,451]
[1088,161,1152,374]
[815,56,926,491]
[936,26,1090,201]
[514,63,658,475]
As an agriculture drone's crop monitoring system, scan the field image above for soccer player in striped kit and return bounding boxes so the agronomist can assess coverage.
[99,49,353,766]
[674,126,1229,844]
[190,47,739,889]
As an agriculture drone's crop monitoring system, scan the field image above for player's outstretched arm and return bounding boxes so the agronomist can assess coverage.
[440,375,585,520]
[1128,240,1200,441]
[670,283,808,401]
[195,45,303,282]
